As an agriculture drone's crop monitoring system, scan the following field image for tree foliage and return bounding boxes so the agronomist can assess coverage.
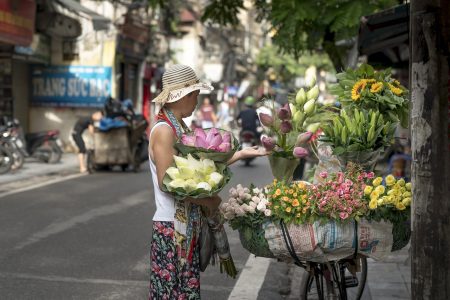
[201,0,401,70]
[255,45,334,83]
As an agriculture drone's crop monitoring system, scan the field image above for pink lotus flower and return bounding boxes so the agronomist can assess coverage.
[259,113,274,127]
[194,128,206,140]
[194,135,208,148]
[217,142,231,152]
[222,132,231,143]
[181,134,196,146]
[280,120,293,133]
[296,132,312,146]
[261,136,275,151]
[293,146,309,158]
[207,134,223,150]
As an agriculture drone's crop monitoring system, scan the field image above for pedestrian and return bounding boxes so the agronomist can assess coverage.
[236,96,261,140]
[216,99,231,130]
[149,64,267,299]
[72,111,103,173]
[199,97,217,128]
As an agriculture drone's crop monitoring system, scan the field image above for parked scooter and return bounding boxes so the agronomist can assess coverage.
[2,117,63,164]
[0,134,14,174]
[0,127,25,171]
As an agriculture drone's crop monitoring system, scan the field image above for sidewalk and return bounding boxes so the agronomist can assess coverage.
[0,153,79,193]
[286,245,411,299]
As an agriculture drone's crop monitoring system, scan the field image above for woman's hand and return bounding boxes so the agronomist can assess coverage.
[227,146,269,165]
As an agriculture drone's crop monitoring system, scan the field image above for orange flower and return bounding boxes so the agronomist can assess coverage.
[296,213,301,218]
[275,189,281,196]
[303,207,308,213]
[292,199,300,207]
[285,207,292,213]
[282,196,290,202]
[298,182,306,189]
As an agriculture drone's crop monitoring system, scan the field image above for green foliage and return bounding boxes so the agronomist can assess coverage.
[201,0,399,67]
[255,45,334,83]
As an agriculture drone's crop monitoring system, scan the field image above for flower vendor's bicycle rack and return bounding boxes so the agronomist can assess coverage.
[279,221,368,300]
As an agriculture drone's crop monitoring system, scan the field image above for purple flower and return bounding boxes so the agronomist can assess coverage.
[261,136,275,151]
[205,128,220,144]
[293,146,309,158]
[194,135,208,148]
[280,120,293,134]
[277,104,292,120]
[259,113,274,127]
[194,128,206,140]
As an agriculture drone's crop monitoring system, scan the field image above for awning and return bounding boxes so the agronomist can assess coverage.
[56,0,111,31]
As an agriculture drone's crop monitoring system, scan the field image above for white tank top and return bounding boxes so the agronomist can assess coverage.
[149,122,175,221]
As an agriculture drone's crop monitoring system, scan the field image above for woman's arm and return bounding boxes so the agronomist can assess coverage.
[151,125,177,189]
[227,146,269,165]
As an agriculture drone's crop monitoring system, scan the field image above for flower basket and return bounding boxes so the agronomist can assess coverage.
[238,224,274,258]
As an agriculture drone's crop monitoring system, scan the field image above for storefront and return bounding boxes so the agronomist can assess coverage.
[0,0,36,121]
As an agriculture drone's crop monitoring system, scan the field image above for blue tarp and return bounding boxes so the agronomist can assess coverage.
[97,118,128,132]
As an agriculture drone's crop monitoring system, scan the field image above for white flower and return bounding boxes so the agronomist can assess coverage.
[244,193,252,200]
[224,212,235,220]
[241,204,250,212]
[196,182,212,191]
[249,201,257,208]
[208,172,224,187]
[257,202,266,211]
[243,187,250,193]
[252,196,261,204]
[259,193,265,199]
[221,202,229,210]
[253,188,261,194]
[229,187,236,194]
[238,191,245,199]
[236,207,246,216]
[264,209,272,217]
[248,206,256,213]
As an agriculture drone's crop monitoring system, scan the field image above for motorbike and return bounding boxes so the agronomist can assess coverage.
[0,134,14,174]
[239,130,258,166]
[0,127,25,171]
[2,117,63,164]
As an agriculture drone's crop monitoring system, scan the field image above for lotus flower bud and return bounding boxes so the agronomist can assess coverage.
[261,136,275,151]
[305,75,316,88]
[295,88,307,106]
[306,122,320,133]
[206,128,220,144]
[222,132,231,144]
[280,120,293,134]
[289,103,297,115]
[303,99,316,115]
[306,86,319,100]
[295,132,312,146]
[194,135,208,148]
[277,104,291,120]
[194,128,206,140]
[259,113,274,127]
[293,111,305,125]
[293,146,309,158]
[217,142,231,152]
[207,134,223,150]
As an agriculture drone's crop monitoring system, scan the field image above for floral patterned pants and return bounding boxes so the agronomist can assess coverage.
[149,221,201,300]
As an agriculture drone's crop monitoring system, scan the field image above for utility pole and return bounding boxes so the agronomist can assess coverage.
[410,0,450,299]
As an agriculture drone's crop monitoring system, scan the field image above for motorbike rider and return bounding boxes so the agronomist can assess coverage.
[236,96,261,140]
[72,111,103,173]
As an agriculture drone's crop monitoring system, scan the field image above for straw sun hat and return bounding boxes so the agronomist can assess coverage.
[152,64,213,105]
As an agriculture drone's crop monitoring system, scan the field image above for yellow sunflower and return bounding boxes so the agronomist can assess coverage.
[351,80,367,101]
[388,83,403,95]
[370,82,383,93]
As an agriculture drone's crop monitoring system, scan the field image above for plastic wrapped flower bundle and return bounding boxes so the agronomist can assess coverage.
[220,184,274,258]
[175,128,239,163]
[162,153,231,198]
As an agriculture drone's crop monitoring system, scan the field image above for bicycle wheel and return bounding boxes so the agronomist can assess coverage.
[300,257,367,300]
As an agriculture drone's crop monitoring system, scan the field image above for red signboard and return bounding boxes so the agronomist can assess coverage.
[0,0,35,46]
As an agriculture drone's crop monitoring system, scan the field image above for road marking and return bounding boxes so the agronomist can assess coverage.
[0,271,230,292]
[0,173,87,199]
[13,191,149,250]
[228,255,272,300]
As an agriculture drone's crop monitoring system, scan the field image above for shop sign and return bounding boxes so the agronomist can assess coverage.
[0,0,35,46]
[31,65,112,107]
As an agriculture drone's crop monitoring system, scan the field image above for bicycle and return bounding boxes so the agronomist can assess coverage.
[280,221,368,300]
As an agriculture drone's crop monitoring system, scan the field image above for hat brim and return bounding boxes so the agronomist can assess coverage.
[152,82,214,103]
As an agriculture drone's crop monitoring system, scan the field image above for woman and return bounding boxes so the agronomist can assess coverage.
[149,65,266,299]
